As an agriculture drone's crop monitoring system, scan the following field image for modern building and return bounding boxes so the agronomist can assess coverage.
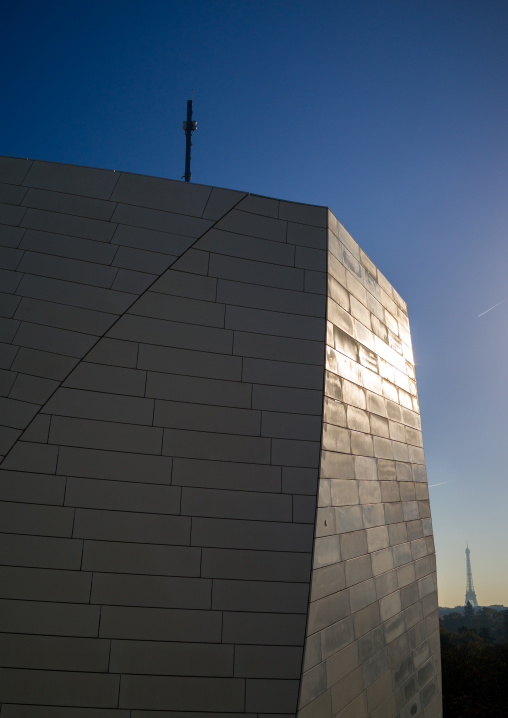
[0,156,442,717]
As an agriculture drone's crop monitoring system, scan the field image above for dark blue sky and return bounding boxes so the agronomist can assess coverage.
[2,0,507,605]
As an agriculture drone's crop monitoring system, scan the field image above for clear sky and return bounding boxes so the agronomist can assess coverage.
[2,0,507,607]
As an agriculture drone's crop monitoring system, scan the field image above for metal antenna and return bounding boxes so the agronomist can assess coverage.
[183,93,197,182]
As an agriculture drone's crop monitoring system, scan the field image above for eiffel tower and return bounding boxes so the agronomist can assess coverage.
[465,544,479,608]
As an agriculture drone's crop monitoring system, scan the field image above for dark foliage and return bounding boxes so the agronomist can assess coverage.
[440,608,508,716]
[463,601,475,619]
[441,607,507,643]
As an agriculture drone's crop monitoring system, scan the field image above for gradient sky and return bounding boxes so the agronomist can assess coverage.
[2,0,507,607]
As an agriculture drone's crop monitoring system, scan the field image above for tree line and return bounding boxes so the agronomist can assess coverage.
[440,604,508,716]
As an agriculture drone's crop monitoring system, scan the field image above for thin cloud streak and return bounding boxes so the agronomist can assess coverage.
[478,299,507,317]
[428,481,452,488]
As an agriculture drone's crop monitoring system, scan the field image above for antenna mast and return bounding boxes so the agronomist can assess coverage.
[465,544,479,608]
[183,94,197,182]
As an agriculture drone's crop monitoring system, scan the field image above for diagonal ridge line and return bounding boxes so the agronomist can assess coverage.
[0,188,249,469]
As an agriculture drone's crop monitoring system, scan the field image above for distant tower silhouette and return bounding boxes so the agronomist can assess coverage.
[465,544,479,608]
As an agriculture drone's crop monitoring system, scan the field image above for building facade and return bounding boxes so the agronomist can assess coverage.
[0,156,441,717]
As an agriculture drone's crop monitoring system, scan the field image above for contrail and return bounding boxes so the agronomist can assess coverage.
[478,299,507,317]
[428,481,452,488]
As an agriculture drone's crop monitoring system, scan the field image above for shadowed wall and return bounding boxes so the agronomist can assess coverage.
[0,157,441,718]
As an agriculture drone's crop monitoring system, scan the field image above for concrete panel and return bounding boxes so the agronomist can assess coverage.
[0,246,23,270]
[64,361,145,395]
[283,466,319,495]
[82,540,199,576]
[0,502,73,537]
[49,416,163,454]
[58,446,172,483]
[0,292,22,317]
[13,321,96,358]
[111,172,212,215]
[279,201,328,227]
[222,612,306,645]
[0,203,26,226]
[209,253,303,291]
[134,290,225,329]
[21,208,116,242]
[245,678,300,712]
[173,457,280,492]
[202,547,310,582]
[235,645,303,679]
[111,203,212,236]
[305,267,327,294]
[212,578,309,613]
[197,227,295,264]
[1,707,129,717]
[23,160,119,199]
[307,591,351,634]
[0,425,21,455]
[155,399,260,435]
[330,666,364,714]
[91,573,211,609]
[119,675,245,711]
[226,304,325,341]
[0,566,90,602]
[43,387,153,424]
[191,517,313,552]
[0,157,32,184]
[215,209,287,242]
[202,187,247,220]
[262,411,321,441]
[2,441,58,473]
[22,414,50,442]
[0,470,65,505]
[0,269,23,294]
[171,247,209,274]
[253,383,322,414]
[20,228,117,263]
[109,313,233,353]
[0,533,82,570]
[296,245,327,272]
[0,599,99,637]
[112,268,156,293]
[235,193,279,218]
[138,342,242,380]
[16,274,136,314]
[65,477,180,514]
[112,223,194,255]
[0,633,109,673]
[22,188,115,220]
[182,487,291,522]
[0,396,39,429]
[163,428,270,463]
[244,356,323,390]
[0,668,119,707]
[151,268,217,300]
[217,278,325,317]
[110,639,234,676]
[73,508,190,545]
[147,372,250,408]
[1,183,28,206]
[288,221,327,249]
[0,367,16,395]
[272,438,321,467]
[100,606,222,642]
[14,297,117,335]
